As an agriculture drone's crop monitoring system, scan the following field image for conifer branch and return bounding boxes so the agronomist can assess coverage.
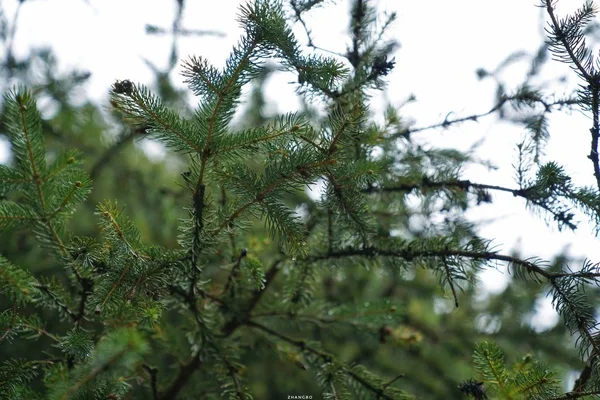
[544,1,593,82]
[572,359,593,393]
[89,129,136,180]
[99,206,139,259]
[143,364,159,400]
[16,94,45,210]
[158,353,203,400]
[221,259,283,337]
[366,177,579,231]
[543,1,600,192]
[18,322,61,343]
[74,277,92,325]
[308,246,552,280]
[60,346,130,400]
[366,177,523,197]
[3,0,597,397]
[348,0,366,69]
[34,283,77,322]
[390,95,577,139]
[214,348,246,400]
[98,262,132,312]
[246,320,400,400]
[213,159,334,236]
[327,172,369,240]
[14,93,69,257]
[289,0,345,56]
[189,183,205,291]
[223,249,247,294]
[112,83,204,153]
[588,85,600,192]
[441,256,459,308]
[47,180,83,220]
[551,389,600,399]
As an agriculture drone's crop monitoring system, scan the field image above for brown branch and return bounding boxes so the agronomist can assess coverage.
[550,390,600,400]
[89,129,136,180]
[221,259,283,337]
[35,284,77,322]
[307,246,552,280]
[441,256,459,308]
[223,249,247,294]
[545,2,600,192]
[365,177,577,231]
[143,364,159,400]
[390,96,577,140]
[158,353,203,400]
[544,2,592,82]
[246,320,399,400]
[588,86,600,192]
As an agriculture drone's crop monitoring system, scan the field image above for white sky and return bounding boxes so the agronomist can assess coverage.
[2,0,599,328]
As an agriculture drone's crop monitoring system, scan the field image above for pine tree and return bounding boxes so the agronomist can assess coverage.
[3,0,600,399]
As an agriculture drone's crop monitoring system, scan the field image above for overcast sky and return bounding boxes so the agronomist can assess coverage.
[3,0,599,328]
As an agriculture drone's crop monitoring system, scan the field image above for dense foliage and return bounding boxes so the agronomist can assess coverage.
[2,0,600,399]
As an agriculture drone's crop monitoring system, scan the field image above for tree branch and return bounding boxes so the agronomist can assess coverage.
[158,353,202,400]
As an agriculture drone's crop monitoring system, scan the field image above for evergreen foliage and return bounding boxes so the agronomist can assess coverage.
[3,0,600,398]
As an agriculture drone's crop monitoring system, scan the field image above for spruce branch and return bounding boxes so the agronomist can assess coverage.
[17,321,61,343]
[308,245,552,281]
[3,0,598,397]
[246,320,404,400]
[110,81,204,154]
[34,283,77,322]
[212,158,334,246]
[289,0,342,57]
[441,256,460,308]
[588,85,600,192]
[142,364,159,400]
[189,182,205,293]
[348,0,367,69]
[550,389,600,399]
[365,176,580,231]
[58,332,144,400]
[223,248,248,294]
[158,353,202,400]
[543,0,600,192]
[544,0,596,81]
[89,128,137,180]
[7,90,69,257]
[74,277,92,325]
[221,259,283,337]
[390,95,577,140]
